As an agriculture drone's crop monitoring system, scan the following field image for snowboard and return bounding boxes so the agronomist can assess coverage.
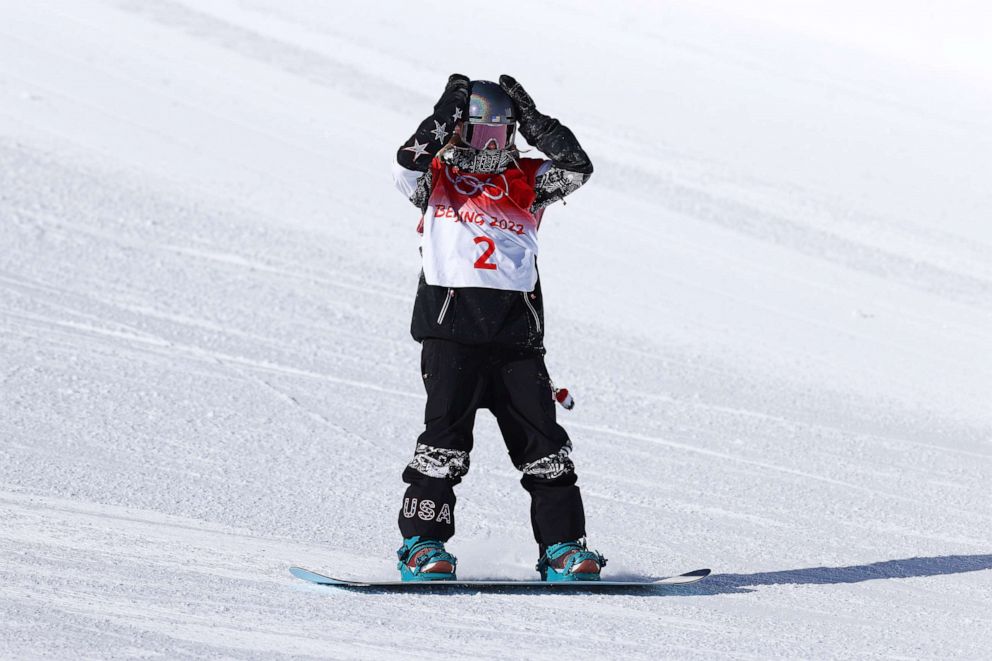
[289,566,710,589]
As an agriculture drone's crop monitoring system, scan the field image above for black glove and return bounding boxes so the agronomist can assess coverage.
[500,75,593,175]
[498,74,538,122]
[435,73,470,114]
[397,74,470,171]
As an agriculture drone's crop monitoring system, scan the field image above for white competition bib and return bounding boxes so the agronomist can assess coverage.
[422,161,542,291]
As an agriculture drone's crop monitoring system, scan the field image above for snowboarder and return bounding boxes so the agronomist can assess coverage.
[391,74,605,582]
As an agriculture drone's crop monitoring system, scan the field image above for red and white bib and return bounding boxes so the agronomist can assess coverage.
[422,158,545,291]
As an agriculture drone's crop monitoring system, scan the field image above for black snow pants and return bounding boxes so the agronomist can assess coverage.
[398,338,585,548]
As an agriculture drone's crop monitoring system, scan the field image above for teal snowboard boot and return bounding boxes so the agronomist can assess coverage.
[396,537,457,581]
[537,539,607,582]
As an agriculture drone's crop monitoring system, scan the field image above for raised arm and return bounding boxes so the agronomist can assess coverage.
[499,75,593,212]
[393,74,470,211]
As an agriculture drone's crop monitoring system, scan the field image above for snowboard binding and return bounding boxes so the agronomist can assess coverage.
[396,537,457,582]
[537,540,607,582]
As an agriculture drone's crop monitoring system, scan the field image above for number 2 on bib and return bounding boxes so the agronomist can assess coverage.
[473,236,497,270]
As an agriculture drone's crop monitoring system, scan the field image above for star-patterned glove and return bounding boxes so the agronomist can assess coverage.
[499,75,593,175]
[396,74,470,172]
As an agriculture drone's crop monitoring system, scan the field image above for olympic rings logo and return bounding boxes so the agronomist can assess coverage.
[444,167,509,200]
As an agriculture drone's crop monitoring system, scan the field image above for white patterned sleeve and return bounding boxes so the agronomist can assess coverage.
[531,162,591,212]
[392,160,432,211]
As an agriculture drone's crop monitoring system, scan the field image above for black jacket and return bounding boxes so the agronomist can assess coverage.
[410,267,546,351]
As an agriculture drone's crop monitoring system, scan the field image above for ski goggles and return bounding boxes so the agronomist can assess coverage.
[462,122,516,150]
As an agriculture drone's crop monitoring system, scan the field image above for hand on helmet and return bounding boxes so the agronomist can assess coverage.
[435,73,470,114]
[397,74,470,172]
[499,75,537,116]
[499,74,593,175]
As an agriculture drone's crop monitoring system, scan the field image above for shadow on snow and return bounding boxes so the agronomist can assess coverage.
[671,554,992,596]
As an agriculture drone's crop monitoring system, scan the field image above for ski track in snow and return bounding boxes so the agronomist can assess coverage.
[1,0,991,658]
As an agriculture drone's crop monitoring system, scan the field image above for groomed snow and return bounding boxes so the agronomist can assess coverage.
[1,1,990,658]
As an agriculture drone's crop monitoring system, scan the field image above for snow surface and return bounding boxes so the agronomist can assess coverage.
[2,1,991,658]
